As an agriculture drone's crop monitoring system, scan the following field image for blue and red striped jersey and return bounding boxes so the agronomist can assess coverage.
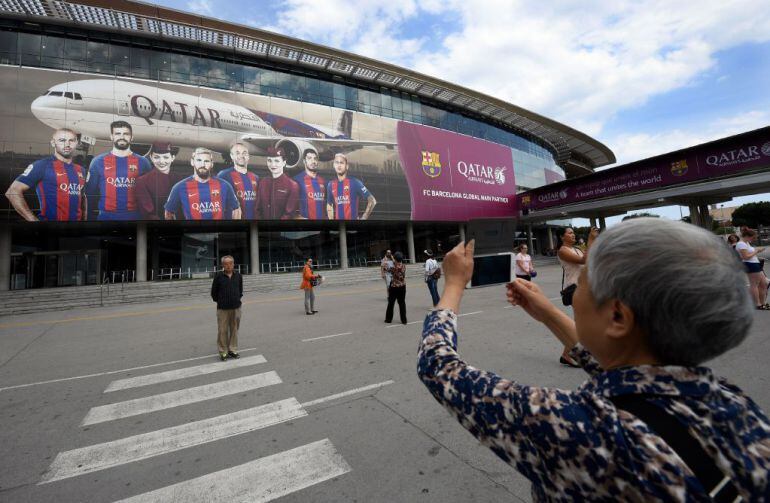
[327,176,370,220]
[293,172,326,220]
[15,156,85,221]
[216,168,259,219]
[85,152,151,219]
[165,176,239,220]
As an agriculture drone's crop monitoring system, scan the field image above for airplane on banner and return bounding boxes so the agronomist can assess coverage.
[30,79,395,167]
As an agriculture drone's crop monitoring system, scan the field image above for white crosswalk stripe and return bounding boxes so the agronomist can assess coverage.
[42,352,360,501]
[82,371,282,425]
[104,355,267,392]
[113,439,351,503]
[40,398,307,484]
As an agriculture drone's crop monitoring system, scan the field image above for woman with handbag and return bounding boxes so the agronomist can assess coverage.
[736,227,768,310]
[557,227,598,367]
[300,258,320,315]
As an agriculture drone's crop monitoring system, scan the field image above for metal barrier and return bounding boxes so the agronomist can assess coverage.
[260,260,339,273]
[152,265,248,281]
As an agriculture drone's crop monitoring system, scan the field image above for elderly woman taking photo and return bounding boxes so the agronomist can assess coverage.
[417,218,769,501]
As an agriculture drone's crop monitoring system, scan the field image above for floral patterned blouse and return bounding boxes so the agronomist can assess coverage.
[417,309,770,501]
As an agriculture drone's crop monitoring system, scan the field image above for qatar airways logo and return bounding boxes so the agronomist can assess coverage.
[333,195,350,205]
[191,201,221,213]
[456,161,507,186]
[537,188,569,203]
[237,189,257,201]
[58,182,83,195]
[705,143,770,168]
[308,191,325,201]
[106,176,136,188]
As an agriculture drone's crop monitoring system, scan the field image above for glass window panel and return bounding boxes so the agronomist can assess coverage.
[18,33,40,66]
[87,41,110,63]
[109,44,130,65]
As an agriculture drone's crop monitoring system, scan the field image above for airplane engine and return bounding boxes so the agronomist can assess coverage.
[275,140,318,168]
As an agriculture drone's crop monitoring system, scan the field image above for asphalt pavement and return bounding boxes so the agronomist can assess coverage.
[0,263,768,502]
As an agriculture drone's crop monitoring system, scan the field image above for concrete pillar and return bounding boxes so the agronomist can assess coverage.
[0,226,11,291]
[699,204,712,229]
[249,221,259,274]
[406,221,415,264]
[547,226,554,250]
[589,217,597,228]
[459,223,466,243]
[526,224,534,255]
[136,222,147,282]
[688,204,700,227]
[598,216,606,229]
[339,221,348,269]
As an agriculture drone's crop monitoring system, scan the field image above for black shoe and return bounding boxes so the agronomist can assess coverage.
[306,312,314,315]
[312,310,319,313]
[559,356,580,368]
[219,352,227,361]
[227,351,239,359]
[402,321,408,325]
[384,319,391,323]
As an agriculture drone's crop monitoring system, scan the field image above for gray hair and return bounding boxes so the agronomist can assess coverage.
[220,255,234,264]
[587,218,753,366]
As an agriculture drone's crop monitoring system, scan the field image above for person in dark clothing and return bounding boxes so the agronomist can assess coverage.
[135,142,183,220]
[210,255,243,361]
[385,251,407,324]
[256,147,299,220]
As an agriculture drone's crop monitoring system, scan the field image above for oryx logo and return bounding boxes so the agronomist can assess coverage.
[421,151,442,178]
[494,167,507,186]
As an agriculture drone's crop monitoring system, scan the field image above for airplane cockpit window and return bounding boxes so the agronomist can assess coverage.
[49,91,63,97]
[73,93,82,100]
[64,92,73,99]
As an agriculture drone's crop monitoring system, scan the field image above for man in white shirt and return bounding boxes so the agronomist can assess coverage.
[424,249,441,307]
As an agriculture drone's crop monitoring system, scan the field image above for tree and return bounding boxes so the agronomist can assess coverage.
[622,212,660,221]
[731,202,770,228]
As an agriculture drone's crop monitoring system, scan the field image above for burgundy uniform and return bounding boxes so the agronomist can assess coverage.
[257,174,299,220]
[135,169,184,220]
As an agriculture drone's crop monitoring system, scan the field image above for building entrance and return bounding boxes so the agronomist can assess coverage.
[10,250,101,290]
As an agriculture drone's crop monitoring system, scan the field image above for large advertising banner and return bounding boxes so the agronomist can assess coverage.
[520,126,770,212]
[397,122,516,221]
[0,66,519,224]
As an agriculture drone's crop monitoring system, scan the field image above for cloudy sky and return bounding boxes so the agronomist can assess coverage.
[153,0,770,221]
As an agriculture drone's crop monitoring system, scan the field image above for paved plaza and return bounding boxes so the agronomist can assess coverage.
[1,263,768,502]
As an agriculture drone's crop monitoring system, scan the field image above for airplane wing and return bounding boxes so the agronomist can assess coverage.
[238,135,396,149]
[238,134,397,165]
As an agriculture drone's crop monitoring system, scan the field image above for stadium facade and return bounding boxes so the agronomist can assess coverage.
[0,0,614,290]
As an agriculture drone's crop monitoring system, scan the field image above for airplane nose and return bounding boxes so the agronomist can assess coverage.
[30,96,48,117]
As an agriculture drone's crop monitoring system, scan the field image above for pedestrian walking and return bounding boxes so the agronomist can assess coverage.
[301,258,320,315]
[381,250,394,296]
[736,226,768,310]
[210,255,242,361]
[424,249,441,307]
[385,251,407,324]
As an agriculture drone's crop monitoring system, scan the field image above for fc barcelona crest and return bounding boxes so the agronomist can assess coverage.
[421,151,442,178]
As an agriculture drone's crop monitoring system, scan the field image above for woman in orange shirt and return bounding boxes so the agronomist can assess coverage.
[300,258,320,315]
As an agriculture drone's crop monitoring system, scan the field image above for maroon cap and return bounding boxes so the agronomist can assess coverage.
[266,146,284,158]
[148,142,176,155]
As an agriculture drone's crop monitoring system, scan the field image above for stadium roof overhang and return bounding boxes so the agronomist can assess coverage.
[0,0,615,175]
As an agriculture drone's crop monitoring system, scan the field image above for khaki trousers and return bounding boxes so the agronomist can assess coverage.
[216,308,241,353]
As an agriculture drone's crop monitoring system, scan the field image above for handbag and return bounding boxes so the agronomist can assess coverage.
[560,269,576,306]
